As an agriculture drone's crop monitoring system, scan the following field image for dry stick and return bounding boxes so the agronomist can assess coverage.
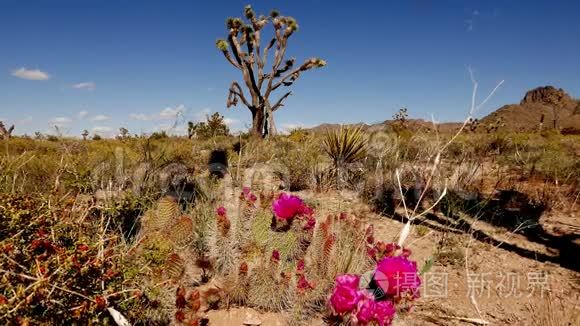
[465,233,485,321]
[394,69,503,323]
[0,269,94,302]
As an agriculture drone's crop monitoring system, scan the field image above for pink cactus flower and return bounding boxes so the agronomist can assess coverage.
[271,250,281,262]
[355,292,377,324]
[272,193,311,221]
[329,274,362,314]
[375,256,421,298]
[216,206,227,217]
[303,216,316,230]
[240,186,257,203]
[355,295,397,326]
[374,300,396,326]
[297,275,315,292]
[296,259,305,273]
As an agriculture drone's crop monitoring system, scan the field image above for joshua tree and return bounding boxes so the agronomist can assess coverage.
[0,121,14,140]
[81,129,89,140]
[392,107,409,132]
[216,5,325,137]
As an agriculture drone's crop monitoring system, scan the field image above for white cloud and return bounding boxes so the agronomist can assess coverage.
[159,104,186,119]
[50,116,72,127]
[91,114,110,122]
[223,118,239,126]
[72,82,95,90]
[92,126,113,134]
[129,113,154,121]
[11,67,50,80]
[77,111,89,119]
[130,104,187,121]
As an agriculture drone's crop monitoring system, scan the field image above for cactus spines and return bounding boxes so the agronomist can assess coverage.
[217,6,325,137]
[165,253,185,280]
[170,215,194,247]
[154,196,179,229]
[225,262,250,306]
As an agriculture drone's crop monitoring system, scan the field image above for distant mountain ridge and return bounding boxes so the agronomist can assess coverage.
[308,86,580,133]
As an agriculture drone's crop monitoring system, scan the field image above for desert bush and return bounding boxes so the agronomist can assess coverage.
[272,139,322,191]
[287,127,310,143]
[0,194,151,324]
[187,112,230,139]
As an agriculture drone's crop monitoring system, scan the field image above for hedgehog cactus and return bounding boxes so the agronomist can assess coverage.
[216,5,325,137]
[170,216,194,247]
[143,196,180,231]
[165,253,185,280]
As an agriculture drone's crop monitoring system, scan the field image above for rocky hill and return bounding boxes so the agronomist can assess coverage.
[481,86,580,132]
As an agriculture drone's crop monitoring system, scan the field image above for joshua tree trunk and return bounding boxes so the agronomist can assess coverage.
[216,6,325,137]
[0,121,14,140]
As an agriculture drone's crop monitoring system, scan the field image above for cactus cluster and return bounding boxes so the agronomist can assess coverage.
[199,187,374,322]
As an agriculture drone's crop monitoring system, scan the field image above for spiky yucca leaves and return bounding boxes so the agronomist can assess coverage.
[322,126,367,187]
[323,126,367,167]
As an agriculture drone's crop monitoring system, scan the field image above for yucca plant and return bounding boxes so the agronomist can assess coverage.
[322,126,368,187]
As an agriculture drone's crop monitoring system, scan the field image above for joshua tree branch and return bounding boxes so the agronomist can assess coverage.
[227,33,243,66]
[221,50,241,69]
[271,91,292,111]
[227,81,252,109]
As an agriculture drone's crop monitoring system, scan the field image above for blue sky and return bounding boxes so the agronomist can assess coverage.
[1,0,579,136]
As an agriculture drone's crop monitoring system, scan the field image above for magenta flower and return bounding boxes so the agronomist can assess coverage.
[329,274,362,314]
[296,259,305,273]
[355,292,377,324]
[240,186,257,203]
[303,216,316,230]
[375,256,421,298]
[216,206,227,217]
[272,193,311,221]
[374,300,396,326]
[297,275,314,292]
[271,250,281,262]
